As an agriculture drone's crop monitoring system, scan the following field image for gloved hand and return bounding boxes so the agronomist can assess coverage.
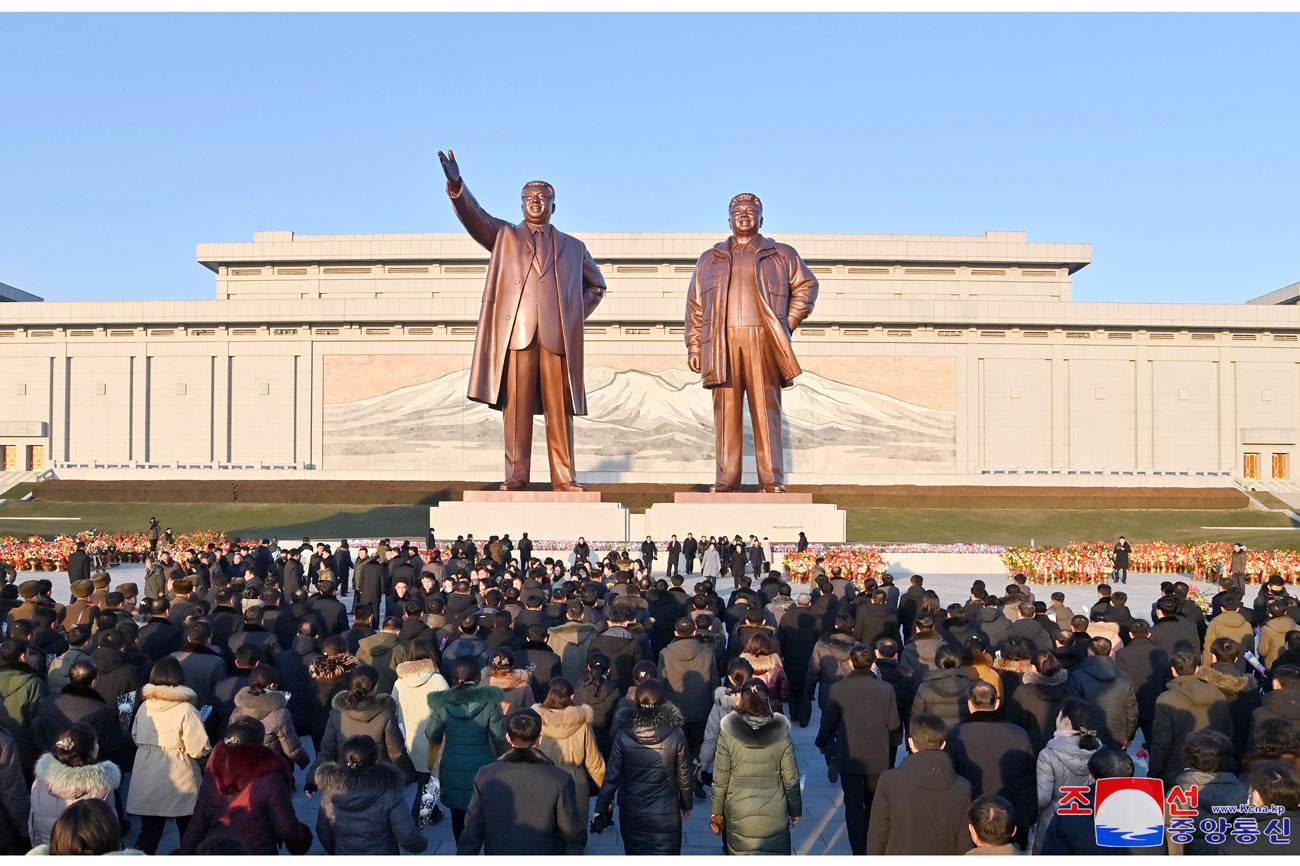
[590,809,614,835]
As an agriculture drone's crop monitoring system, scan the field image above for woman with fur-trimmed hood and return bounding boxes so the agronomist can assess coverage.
[307,636,358,751]
[176,717,312,855]
[1007,650,1071,754]
[488,647,533,716]
[593,679,693,855]
[315,735,428,855]
[228,663,310,769]
[533,677,606,814]
[424,657,507,841]
[739,632,789,714]
[124,657,211,855]
[710,679,803,856]
[27,724,120,848]
[306,664,416,793]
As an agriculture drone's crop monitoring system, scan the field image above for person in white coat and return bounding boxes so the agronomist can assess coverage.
[391,639,448,823]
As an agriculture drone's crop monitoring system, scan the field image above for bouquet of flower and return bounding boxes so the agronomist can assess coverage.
[417,776,442,829]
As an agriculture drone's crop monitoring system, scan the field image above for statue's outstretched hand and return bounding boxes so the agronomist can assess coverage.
[438,150,462,191]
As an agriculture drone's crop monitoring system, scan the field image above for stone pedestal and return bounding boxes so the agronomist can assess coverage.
[430,491,628,542]
[634,497,846,543]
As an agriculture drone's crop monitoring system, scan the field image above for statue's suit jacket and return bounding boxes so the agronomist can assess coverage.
[685,234,818,388]
[449,182,607,415]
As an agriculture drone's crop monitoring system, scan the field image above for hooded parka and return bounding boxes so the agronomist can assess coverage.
[710,711,802,855]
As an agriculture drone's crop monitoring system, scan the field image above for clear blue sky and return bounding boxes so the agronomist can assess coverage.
[2,13,1297,304]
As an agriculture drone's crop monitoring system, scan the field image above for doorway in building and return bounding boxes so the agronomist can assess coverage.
[26,445,44,472]
[1273,453,1289,481]
[1244,452,1261,480]
[0,446,15,471]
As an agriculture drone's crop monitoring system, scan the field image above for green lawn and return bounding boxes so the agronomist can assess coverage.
[1,499,1296,548]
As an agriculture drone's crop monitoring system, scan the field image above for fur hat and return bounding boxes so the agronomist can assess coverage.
[114,582,139,598]
[70,579,93,599]
[91,572,111,589]
[17,580,38,599]
[171,577,193,595]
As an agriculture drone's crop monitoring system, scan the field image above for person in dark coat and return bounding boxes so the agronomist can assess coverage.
[226,605,282,665]
[944,682,1037,849]
[1008,602,1053,654]
[593,680,692,855]
[1219,760,1300,855]
[66,542,92,590]
[1197,637,1261,763]
[657,619,719,764]
[1066,637,1139,749]
[278,625,322,736]
[458,708,587,855]
[332,542,353,597]
[897,576,927,639]
[1251,665,1300,751]
[307,581,348,636]
[778,595,821,727]
[86,631,143,707]
[1006,650,1070,754]
[280,549,305,599]
[168,621,228,712]
[353,552,385,622]
[1149,650,1232,788]
[314,735,428,855]
[1113,619,1169,747]
[34,660,135,768]
[0,639,47,781]
[1039,747,1140,856]
[176,717,312,855]
[815,644,901,855]
[854,590,900,647]
[0,725,28,854]
[866,712,973,855]
[138,598,182,663]
[593,605,646,694]
[307,637,358,751]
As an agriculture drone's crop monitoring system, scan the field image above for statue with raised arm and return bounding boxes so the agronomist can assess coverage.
[685,194,818,493]
[439,150,607,492]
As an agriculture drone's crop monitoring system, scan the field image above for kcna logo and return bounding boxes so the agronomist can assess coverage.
[1057,778,1170,847]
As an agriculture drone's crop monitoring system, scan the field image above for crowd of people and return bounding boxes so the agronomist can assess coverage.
[0,529,1298,856]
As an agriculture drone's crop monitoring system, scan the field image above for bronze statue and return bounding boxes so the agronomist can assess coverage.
[686,194,818,493]
[438,150,607,492]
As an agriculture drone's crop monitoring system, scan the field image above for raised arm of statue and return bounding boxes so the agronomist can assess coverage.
[439,149,510,252]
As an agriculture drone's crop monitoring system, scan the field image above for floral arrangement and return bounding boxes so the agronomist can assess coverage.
[0,530,225,571]
[782,547,887,584]
[1002,541,1300,585]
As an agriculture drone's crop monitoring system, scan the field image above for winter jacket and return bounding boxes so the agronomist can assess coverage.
[1150,674,1232,787]
[0,664,46,778]
[658,636,719,722]
[808,634,856,709]
[912,667,972,730]
[1006,667,1070,754]
[739,652,789,713]
[1065,655,1139,748]
[44,648,90,695]
[1113,636,1169,724]
[711,712,802,855]
[535,703,606,807]
[0,728,27,855]
[168,643,227,709]
[424,684,507,810]
[574,677,620,756]
[548,621,600,684]
[854,603,900,646]
[1202,609,1255,667]
[390,658,448,773]
[1039,783,1140,856]
[1251,687,1300,751]
[700,686,739,771]
[125,683,211,817]
[356,632,407,694]
[1170,768,1247,856]
[593,628,645,694]
[1033,733,1097,852]
[975,609,1012,650]
[1197,662,1260,762]
[489,668,533,717]
[776,606,821,689]
[229,687,309,769]
[815,671,901,776]
[457,747,587,855]
[27,754,120,847]
[34,685,135,769]
[962,652,1004,703]
[314,760,428,855]
[1008,617,1053,654]
[594,703,692,855]
[1259,615,1299,668]
[866,749,973,856]
[307,653,357,749]
[278,634,321,734]
[441,633,491,680]
[946,710,1036,838]
[176,742,311,855]
[310,690,416,789]
[900,629,945,681]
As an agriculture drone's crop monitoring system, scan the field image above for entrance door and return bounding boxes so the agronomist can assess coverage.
[1274,453,1289,481]
[1244,452,1261,480]
[26,445,44,472]
[0,446,14,471]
